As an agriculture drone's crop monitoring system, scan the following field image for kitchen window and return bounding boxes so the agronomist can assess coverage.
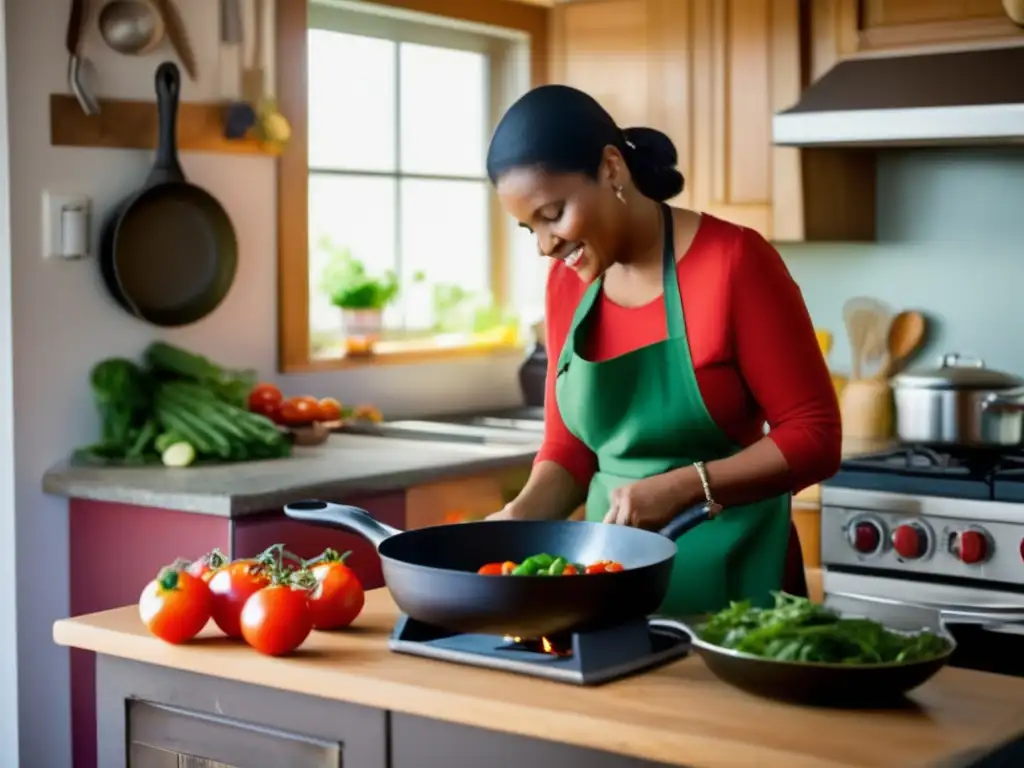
[277,1,548,372]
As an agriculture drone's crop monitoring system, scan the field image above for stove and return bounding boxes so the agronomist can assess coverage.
[821,445,1024,678]
[388,614,691,685]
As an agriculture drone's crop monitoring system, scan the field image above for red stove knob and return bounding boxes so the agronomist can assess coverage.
[892,523,928,560]
[848,520,882,554]
[951,530,990,565]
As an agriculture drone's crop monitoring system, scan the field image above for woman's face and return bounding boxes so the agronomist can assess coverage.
[495,154,627,284]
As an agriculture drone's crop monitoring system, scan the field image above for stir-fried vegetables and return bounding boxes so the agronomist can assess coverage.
[697,592,951,665]
[477,554,624,576]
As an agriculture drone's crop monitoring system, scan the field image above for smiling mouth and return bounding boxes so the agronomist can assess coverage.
[563,244,584,269]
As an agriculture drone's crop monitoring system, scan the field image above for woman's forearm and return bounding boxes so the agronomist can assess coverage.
[505,460,588,521]
[662,437,794,512]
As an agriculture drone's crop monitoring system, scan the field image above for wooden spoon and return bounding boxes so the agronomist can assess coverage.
[875,310,926,380]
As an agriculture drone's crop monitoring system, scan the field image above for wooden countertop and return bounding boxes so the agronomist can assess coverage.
[43,434,538,516]
[54,589,1024,768]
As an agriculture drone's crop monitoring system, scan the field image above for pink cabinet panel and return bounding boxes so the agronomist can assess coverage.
[230,491,406,591]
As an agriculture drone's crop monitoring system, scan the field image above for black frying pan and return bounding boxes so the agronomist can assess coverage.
[100,62,238,327]
[283,500,709,638]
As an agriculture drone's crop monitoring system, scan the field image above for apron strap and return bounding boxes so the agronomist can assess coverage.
[660,203,686,340]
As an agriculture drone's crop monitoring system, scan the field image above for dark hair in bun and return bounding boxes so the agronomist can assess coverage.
[486,84,684,203]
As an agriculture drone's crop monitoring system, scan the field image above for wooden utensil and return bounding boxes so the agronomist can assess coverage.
[255,0,291,147]
[843,297,892,379]
[241,0,264,106]
[874,310,927,381]
[151,0,197,80]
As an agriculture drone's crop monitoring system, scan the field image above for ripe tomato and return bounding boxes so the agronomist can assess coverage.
[248,383,282,412]
[186,548,227,582]
[278,396,322,426]
[139,567,212,644]
[240,584,313,656]
[307,552,365,629]
[207,560,271,637]
[318,397,342,423]
[352,404,383,423]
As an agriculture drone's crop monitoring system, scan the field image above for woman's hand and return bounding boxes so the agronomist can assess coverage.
[485,505,519,521]
[603,471,698,529]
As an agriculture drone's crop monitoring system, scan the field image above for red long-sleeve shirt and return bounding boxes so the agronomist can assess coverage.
[537,214,841,493]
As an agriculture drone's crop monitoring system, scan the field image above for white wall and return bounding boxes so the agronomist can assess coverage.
[5,0,524,764]
[0,0,17,762]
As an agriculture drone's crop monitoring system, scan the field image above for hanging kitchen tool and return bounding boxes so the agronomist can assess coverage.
[242,0,264,106]
[150,0,197,80]
[255,0,291,147]
[222,0,255,138]
[283,500,710,638]
[66,0,100,115]
[874,310,927,381]
[99,62,238,327]
[97,0,165,55]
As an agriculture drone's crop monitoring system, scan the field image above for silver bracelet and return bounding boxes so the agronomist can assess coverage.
[693,461,723,518]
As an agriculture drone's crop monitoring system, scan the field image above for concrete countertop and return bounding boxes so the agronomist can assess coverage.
[43,434,539,517]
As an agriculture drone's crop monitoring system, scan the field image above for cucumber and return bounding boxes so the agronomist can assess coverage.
[162,441,196,467]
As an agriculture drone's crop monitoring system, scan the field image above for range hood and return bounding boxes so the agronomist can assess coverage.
[773,44,1024,148]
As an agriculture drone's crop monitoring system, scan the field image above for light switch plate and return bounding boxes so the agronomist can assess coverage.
[42,190,91,260]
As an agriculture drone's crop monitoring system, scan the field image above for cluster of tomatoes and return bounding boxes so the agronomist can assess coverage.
[246,382,382,428]
[138,543,365,657]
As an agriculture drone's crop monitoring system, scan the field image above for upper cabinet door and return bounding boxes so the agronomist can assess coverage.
[689,0,793,236]
[812,0,1022,80]
[549,0,694,209]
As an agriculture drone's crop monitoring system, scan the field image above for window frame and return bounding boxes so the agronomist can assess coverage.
[276,0,549,373]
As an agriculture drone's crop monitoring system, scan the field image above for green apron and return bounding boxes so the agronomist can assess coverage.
[554,204,791,616]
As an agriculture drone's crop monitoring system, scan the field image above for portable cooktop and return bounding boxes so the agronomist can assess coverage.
[388,615,692,685]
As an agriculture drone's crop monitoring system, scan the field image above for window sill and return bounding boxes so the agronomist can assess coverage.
[285,337,526,373]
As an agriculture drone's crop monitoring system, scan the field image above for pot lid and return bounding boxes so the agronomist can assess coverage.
[894,353,1024,390]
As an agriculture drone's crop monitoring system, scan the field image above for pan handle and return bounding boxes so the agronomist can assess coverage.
[149,62,186,186]
[283,500,402,548]
[658,502,711,541]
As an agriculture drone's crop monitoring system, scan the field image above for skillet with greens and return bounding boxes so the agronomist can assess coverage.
[696,592,951,665]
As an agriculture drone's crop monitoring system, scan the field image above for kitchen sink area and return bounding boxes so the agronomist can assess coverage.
[336,407,544,446]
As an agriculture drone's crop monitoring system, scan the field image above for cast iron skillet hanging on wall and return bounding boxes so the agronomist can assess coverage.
[99,62,238,327]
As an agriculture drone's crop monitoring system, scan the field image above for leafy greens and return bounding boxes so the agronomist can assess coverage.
[697,592,951,665]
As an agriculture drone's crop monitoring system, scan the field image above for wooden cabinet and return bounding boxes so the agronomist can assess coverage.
[405,467,530,527]
[127,701,341,768]
[810,0,1022,81]
[549,0,876,242]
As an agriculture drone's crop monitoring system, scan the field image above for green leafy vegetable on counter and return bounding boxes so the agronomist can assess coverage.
[697,592,951,665]
[74,342,290,467]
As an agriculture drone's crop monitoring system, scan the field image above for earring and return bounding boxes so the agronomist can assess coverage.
[614,185,627,205]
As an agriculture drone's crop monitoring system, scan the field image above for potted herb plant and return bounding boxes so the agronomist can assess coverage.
[318,240,399,354]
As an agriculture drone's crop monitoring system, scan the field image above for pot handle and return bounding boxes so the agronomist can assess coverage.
[283,500,403,548]
[941,353,985,369]
[828,590,1024,627]
[981,390,1024,413]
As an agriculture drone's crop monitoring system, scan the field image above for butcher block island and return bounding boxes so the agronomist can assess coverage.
[55,590,1024,768]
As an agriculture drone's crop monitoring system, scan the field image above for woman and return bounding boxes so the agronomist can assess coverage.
[485,85,841,616]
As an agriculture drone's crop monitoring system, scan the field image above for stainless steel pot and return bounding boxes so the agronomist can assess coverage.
[891,353,1024,448]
